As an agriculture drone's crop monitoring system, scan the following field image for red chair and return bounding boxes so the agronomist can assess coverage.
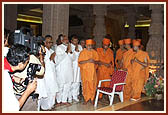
[94,70,127,107]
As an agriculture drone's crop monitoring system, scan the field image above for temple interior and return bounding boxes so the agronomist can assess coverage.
[4,3,165,112]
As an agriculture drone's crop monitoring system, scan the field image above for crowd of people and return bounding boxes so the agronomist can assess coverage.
[3,29,150,112]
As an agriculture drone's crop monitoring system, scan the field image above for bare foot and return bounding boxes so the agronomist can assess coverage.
[55,103,62,107]
[83,101,88,105]
[91,100,95,105]
[62,102,71,106]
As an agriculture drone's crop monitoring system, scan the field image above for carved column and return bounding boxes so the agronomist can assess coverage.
[93,5,107,47]
[146,4,164,76]
[4,4,17,31]
[126,8,136,39]
[42,4,69,43]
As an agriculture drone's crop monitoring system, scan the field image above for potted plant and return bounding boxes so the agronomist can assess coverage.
[144,72,164,100]
[154,76,164,100]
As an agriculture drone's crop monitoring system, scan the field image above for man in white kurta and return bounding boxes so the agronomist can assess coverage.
[68,36,83,102]
[55,35,74,105]
[39,35,58,110]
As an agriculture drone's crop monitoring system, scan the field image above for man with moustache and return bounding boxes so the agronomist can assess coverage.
[55,35,74,105]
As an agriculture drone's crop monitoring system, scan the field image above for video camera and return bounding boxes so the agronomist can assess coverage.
[25,63,41,85]
[13,63,41,99]
[14,27,45,56]
[12,27,44,98]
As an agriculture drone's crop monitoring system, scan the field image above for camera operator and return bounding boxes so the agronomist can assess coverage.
[5,31,46,111]
[3,44,37,112]
[13,47,45,111]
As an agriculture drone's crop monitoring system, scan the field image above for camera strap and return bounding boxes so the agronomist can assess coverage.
[9,74,27,95]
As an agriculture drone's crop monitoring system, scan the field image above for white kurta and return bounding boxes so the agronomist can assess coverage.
[68,44,83,102]
[55,44,74,103]
[55,44,74,84]
[40,47,58,110]
[71,44,83,82]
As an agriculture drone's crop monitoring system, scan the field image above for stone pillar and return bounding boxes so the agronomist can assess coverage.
[4,4,17,31]
[42,4,69,43]
[146,4,164,76]
[126,8,136,39]
[93,5,107,47]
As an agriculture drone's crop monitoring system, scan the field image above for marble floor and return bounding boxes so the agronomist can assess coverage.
[40,94,164,112]
[43,95,120,111]
[117,99,164,111]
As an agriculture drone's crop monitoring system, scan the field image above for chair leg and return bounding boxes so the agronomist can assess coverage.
[108,95,111,101]
[94,90,100,107]
[109,93,114,106]
[119,92,124,102]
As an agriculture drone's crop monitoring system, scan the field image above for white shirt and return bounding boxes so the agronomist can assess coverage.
[3,70,20,112]
[44,47,58,95]
[71,44,83,82]
[55,44,74,84]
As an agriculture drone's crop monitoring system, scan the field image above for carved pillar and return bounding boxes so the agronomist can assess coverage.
[42,4,69,43]
[126,8,136,39]
[93,5,107,47]
[146,4,164,76]
[4,4,17,31]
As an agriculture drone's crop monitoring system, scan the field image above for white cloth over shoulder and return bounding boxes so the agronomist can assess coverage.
[3,70,20,112]
[71,44,83,82]
[55,44,74,84]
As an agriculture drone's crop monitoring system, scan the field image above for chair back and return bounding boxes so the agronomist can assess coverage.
[109,70,127,91]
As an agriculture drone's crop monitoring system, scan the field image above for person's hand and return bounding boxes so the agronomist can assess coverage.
[104,63,110,68]
[66,43,72,53]
[134,57,138,62]
[131,59,135,64]
[98,61,103,65]
[39,45,46,56]
[87,59,95,63]
[26,78,37,94]
[122,68,128,71]
[39,55,44,63]
[75,44,79,52]
[12,75,25,84]
[50,52,56,61]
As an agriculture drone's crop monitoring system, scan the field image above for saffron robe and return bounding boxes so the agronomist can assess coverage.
[78,49,99,102]
[115,48,125,69]
[132,50,150,99]
[122,48,135,101]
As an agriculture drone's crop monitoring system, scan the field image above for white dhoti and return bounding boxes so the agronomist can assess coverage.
[39,47,58,110]
[68,44,83,102]
[68,82,80,102]
[56,82,72,103]
[55,44,74,103]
